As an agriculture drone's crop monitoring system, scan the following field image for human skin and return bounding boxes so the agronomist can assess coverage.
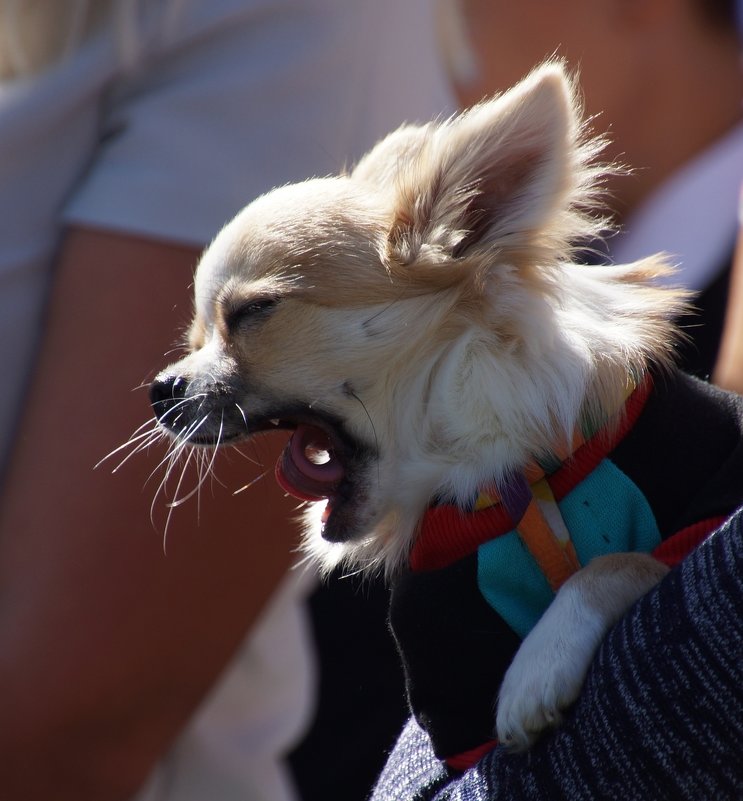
[0,226,301,801]
[443,0,743,219]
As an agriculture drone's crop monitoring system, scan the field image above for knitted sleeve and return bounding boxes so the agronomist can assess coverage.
[371,506,743,801]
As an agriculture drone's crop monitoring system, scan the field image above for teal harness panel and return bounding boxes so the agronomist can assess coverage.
[476,459,661,638]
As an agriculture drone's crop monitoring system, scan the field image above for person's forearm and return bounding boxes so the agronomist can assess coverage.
[0,227,300,801]
[713,196,743,393]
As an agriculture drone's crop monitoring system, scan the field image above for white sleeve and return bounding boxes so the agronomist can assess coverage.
[63,0,454,247]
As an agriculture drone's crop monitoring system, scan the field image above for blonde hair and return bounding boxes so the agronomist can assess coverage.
[0,0,110,78]
[0,0,186,79]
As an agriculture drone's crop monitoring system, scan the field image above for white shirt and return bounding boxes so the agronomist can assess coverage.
[611,121,743,290]
[0,0,453,467]
[0,2,453,799]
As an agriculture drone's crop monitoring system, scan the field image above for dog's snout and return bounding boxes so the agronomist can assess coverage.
[150,374,189,421]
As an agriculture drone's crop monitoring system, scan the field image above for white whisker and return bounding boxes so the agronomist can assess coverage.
[109,429,166,473]
[162,447,197,553]
[233,470,269,494]
[95,421,160,470]
[235,403,248,430]
[93,422,157,473]
[166,416,223,509]
[229,444,264,468]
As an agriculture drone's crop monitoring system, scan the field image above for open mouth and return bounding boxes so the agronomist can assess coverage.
[253,412,373,543]
[154,390,373,542]
[274,423,344,502]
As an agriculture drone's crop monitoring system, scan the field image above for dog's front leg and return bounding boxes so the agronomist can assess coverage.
[495,552,669,750]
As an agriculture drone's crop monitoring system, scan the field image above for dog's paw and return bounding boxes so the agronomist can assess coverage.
[495,593,606,750]
[496,553,670,749]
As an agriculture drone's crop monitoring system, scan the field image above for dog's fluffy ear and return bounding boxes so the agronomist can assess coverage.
[352,124,433,188]
[356,62,594,265]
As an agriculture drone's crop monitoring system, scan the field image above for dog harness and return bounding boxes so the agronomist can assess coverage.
[413,377,646,594]
[389,370,742,771]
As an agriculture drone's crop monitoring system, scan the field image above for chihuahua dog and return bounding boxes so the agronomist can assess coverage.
[149,63,743,761]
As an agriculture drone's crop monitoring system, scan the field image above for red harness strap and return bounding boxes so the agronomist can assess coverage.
[411,378,652,572]
[444,739,499,771]
[653,516,727,567]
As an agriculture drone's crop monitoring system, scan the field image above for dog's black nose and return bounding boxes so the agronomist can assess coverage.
[150,374,189,422]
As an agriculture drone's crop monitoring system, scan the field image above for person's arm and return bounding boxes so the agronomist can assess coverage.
[713,188,743,393]
[0,226,301,801]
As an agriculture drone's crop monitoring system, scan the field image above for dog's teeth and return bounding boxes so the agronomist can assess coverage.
[270,419,280,427]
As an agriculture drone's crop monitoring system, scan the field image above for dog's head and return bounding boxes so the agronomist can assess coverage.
[151,63,686,575]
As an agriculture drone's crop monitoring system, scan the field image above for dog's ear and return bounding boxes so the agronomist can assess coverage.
[374,62,590,264]
[352,124,433,188]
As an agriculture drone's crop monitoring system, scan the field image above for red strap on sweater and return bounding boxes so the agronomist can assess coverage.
[652,516,727,567]
[444,739,499,772]
[411,378,652,572]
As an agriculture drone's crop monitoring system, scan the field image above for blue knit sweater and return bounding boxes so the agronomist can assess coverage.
[372,505,743,800]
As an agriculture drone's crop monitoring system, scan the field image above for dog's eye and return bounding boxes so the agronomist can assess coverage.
[226,297,278,330]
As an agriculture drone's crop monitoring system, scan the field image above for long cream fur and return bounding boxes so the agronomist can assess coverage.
[157,62,689,580]
[149,61,692,749]
[294,63,689,575]
[166,63,684,574]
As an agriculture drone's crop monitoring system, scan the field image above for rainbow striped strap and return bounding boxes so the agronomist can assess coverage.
[471,379,638,590]
[498,472,580,591]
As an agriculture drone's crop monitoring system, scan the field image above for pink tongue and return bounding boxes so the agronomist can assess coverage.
[275,424,344,502]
